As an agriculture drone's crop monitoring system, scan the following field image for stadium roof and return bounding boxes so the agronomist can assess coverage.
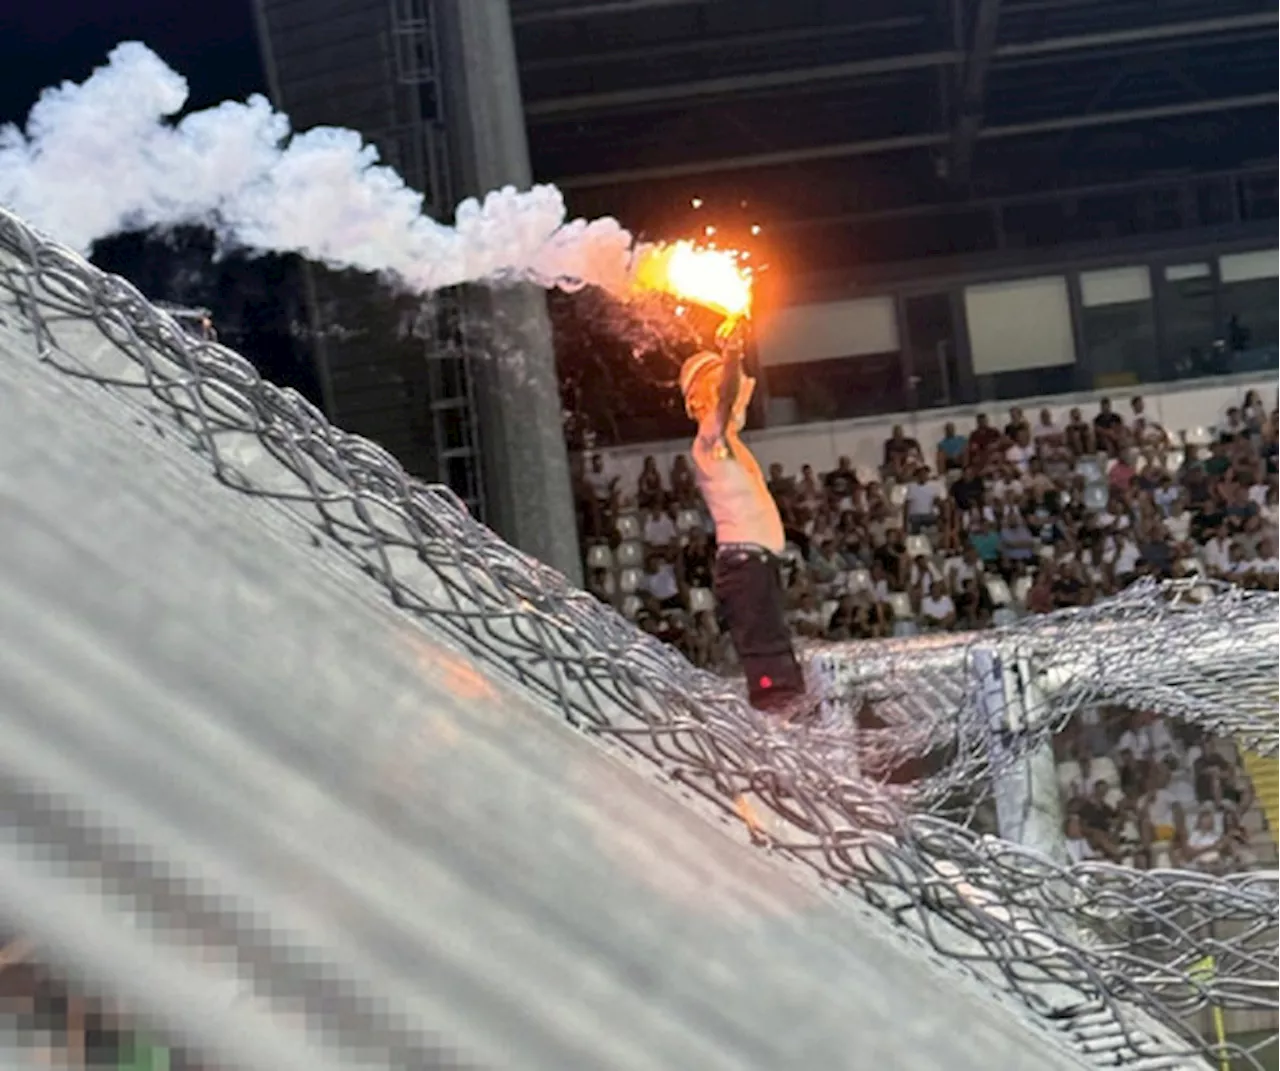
[511,0,1277,282]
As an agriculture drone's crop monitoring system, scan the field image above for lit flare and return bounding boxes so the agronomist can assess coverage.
[630,240,753,337]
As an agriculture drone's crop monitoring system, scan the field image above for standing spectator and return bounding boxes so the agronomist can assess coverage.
[788,591,829,639]
[936,422,968,473]
[950,463,985,514]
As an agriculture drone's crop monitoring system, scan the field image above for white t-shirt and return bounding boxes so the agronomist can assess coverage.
[643,512,677,546]
[1113,541,1141,576]
[1203,536,1232,572]
[905,481,942,516]
[585,468,614,500]
[1144,787,1179,831]
[1005,443,1032,472]
[920,594,955,622]
[947,557,982,586]
[1033,421,1060,442]
[1118,721,1177,761]
[1164,512,1191,542]
[643,563,680,601]
[1248,483,1269,507]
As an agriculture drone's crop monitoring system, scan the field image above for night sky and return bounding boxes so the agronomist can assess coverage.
[0,0,264,125]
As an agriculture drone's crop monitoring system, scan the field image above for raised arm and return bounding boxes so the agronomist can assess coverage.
[714,341,744,437]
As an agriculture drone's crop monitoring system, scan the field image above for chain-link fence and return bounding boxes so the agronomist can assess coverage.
[1,205,1276,1069]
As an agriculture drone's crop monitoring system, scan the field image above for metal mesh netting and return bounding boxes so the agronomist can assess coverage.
[0,205,1276,1070]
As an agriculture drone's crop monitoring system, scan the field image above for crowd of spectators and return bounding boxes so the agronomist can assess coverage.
[577,387,1277,668]
[1055,708,1262,873]
[574,387,1277,874]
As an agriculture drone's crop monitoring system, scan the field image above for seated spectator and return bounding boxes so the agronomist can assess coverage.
[1032,408,1062,449]
[824,455,860,507]
[903,466,944,534]
[883,424,922,479]
[1108,450,1137,493]
[670,454,697,507]
[969,518,1002,567]
[788,591,829,639]
[954,576,993,628]
[640,552,682,610]
[936,422,968,473]
[946,545,984,589]
[1118,711,1178,764]
[637,455,665,511]
[1093,398,1125,455]
[1005,406,1030,441]
[1005,427,1034,474]
[808,536,844,585]
[767,462,794,511]
[998,510,1037,573]
[796,463,824,512]
[1050,560,1092,608]
[1064,814,1096,863]
[1140,763,1185,848]
[1180,806,1229,872]
[1129,396,1168,447]
[678,528,715,590]
[584,453,619,535]
[919,581,956,630]
[642,504,678,551]
[1065,408,1094,456]
[907,553,944,595]
[636,594,685,646]
[950,463,985,514]
[876,527,910,587]
[1025,569,1055,614]
[968,413,1003,466]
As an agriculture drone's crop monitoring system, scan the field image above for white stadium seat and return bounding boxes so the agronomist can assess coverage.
[615,513,641,541]
[846,568,872,593]
[615,540,645,568]
[905,534,933,559]
[676,508,703,533]
[1012,575,1033,606]
[887,592,914,620]
[585,543,614,571]
[889,483,909,507]
[986,578,1013,607]
[618,568,643,594]
[687,586,716,614]
[620,594,643,619]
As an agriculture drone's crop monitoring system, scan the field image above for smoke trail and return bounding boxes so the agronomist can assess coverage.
[0,42,635,294]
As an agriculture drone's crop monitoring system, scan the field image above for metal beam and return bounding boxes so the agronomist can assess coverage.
[519,15,923,72]
[949,0,1003,183]
[553,91,1277,187]
[513,0,719,23]
[524,11,1277,118]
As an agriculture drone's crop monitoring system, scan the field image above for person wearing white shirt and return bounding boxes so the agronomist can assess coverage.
[1064,815,1096,864]
[1164,507,1191,543]
[903,469,943,533]
[1033,408,1061,445]
[1004,441,1032,473]
[642,507,678,549]
[641,555,681,605]
[1108,535,1141,579]
[1181,807,1226,870]
[946,548,983,589]
[1248,481,1269,508]
[1202,530,1232,574]
[919,582,956,629]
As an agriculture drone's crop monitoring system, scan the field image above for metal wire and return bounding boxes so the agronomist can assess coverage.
[0,205,1275,1070]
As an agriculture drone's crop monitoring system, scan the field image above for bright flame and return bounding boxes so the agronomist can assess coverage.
[630,240,753,336]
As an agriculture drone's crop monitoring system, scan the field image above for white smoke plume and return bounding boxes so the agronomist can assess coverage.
[0,42,635,294]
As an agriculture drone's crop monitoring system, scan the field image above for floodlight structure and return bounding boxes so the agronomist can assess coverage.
[0,204,1276,1069]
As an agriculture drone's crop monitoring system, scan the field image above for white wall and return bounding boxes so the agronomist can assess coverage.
[587,373,1277,494]
[756,296,899,365]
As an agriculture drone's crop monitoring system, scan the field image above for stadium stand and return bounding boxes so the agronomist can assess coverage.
[579,386,1280,874]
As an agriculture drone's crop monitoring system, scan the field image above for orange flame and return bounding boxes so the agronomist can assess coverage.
[630,240,753,337]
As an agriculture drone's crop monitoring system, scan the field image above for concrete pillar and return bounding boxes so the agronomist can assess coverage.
[435,0,582,584]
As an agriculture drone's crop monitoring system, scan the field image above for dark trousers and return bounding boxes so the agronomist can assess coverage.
[714,545,805,711]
